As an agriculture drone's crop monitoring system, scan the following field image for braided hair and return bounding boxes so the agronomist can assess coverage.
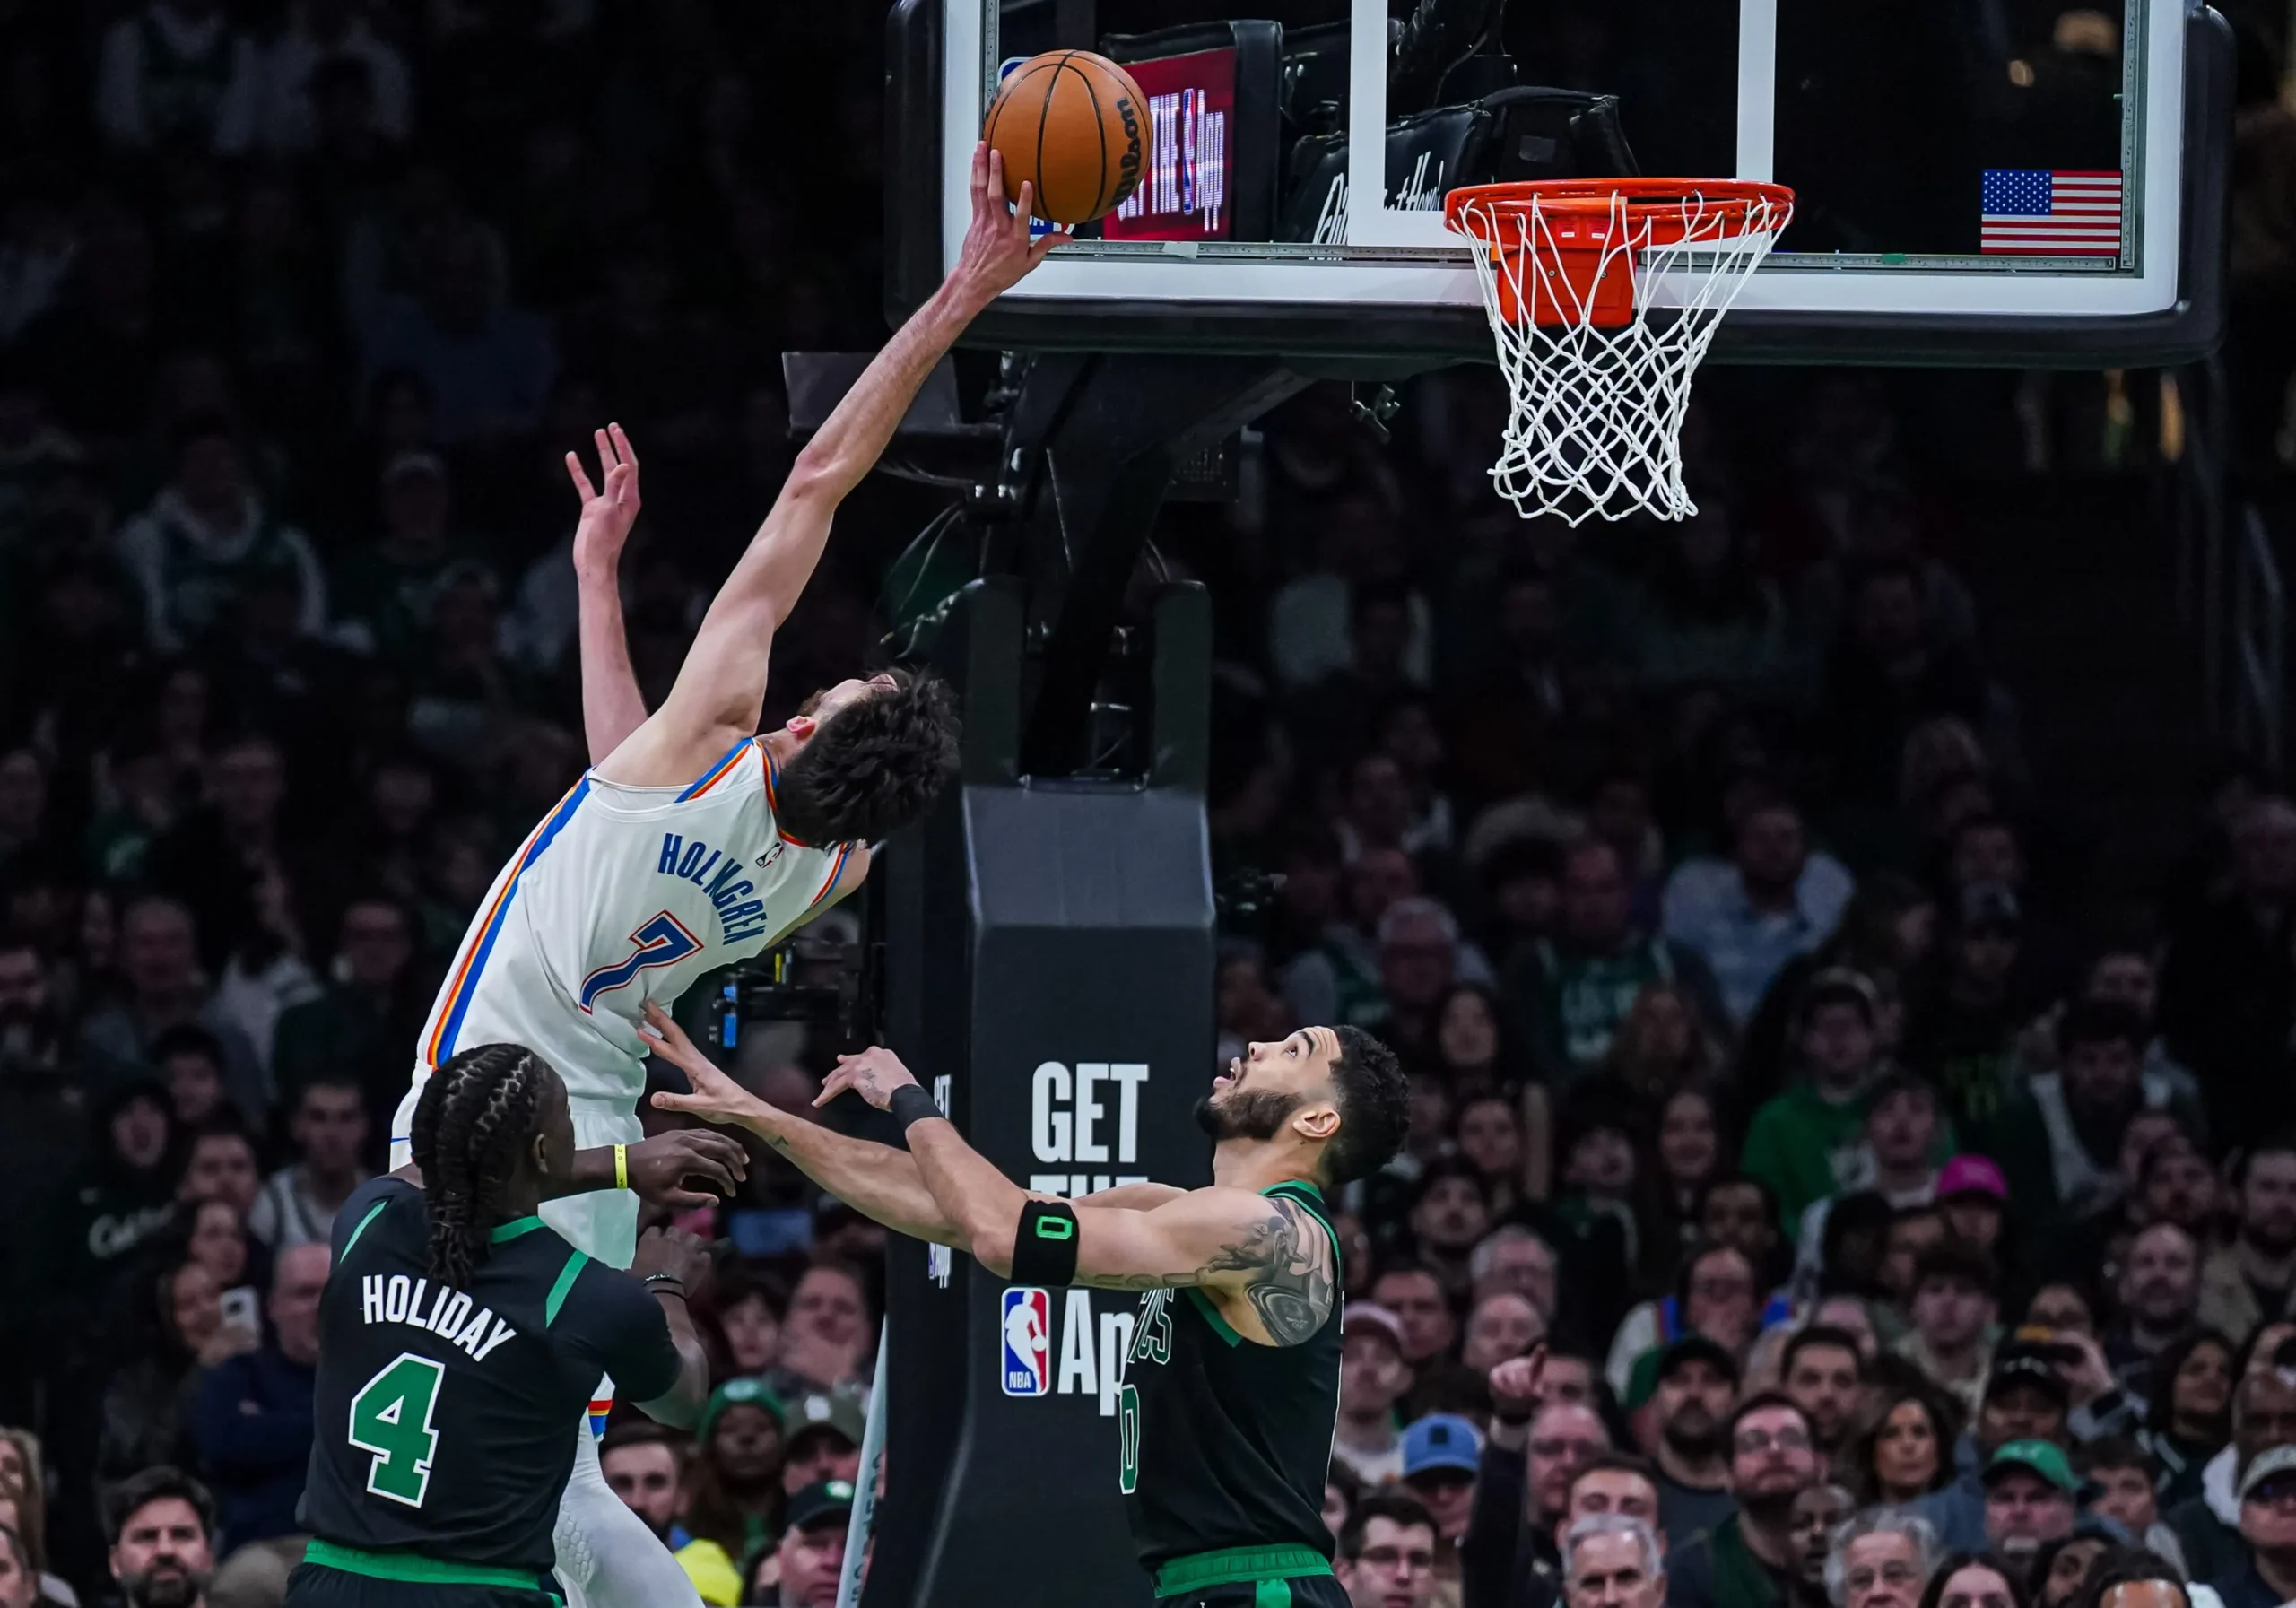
[409,1043,551,1288]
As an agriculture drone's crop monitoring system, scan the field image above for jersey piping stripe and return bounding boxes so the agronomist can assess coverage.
[339,1198,389,1260]
[302,1539,552,1592]
[424,777,591,1068]
[675,738,753,802]
[757,744,813,847]
[489,1216,544,1243]
[805,843,853,908]
[1185,1284,1245,1348]
[544,1250,588,1326]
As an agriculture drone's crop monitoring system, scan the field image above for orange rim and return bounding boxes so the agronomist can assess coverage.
[1443,178,1795,248]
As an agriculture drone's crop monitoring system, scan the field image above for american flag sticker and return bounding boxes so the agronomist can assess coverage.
[1980,169,2123,256]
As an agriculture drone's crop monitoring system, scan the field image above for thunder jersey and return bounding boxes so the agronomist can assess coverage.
[408,739,853,1112]
[1120,1181,1344,1569]
[299,1178,681,1572]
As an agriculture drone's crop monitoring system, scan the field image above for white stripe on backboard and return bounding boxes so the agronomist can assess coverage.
[1736,0,1778,182]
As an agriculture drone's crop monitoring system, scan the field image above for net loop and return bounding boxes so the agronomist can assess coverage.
[1442,179,1794,526]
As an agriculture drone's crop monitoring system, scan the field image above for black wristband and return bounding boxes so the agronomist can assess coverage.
[890,1084,941,1132]
[1011,1199,1081,1287]
[642,1273,686,1298]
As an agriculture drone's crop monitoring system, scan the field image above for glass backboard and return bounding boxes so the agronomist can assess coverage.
[885,0,2230,365]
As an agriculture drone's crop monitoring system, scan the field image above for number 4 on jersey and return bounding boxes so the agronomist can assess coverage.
[349,1353,446,1507]
[578,912,702,1013]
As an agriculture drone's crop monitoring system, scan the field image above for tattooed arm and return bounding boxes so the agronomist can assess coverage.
[822,1047,1336,1346]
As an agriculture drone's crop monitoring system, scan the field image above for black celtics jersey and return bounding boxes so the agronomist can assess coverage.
[300,1178,681,1572]
[1118,1180,1343,1569]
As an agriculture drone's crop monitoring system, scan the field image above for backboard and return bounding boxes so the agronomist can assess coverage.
[885,0,2231,367]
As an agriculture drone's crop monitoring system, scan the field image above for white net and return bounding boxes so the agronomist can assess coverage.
[1449,186,1792,526]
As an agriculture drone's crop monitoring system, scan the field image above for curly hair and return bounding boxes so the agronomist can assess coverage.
[409,1043,553,1288]
[774,669,960,846]
[1324,1026,1410,1185]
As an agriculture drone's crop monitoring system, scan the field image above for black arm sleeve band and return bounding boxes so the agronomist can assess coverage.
[1010,1199,1081,1287]
[890,1084,940,1132]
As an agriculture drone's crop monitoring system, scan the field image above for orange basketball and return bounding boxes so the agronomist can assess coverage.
[982,51,1149,225]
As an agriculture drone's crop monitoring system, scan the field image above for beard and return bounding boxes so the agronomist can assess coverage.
[122,1560,210,1608]
[1662,1406,1725,1460]
[1195,1088,1301,1143]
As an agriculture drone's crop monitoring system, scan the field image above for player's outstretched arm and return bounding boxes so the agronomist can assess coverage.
[639,1003,969,1248]
[567,423,649,764]
[592,144,1062,788]
[822,1048,1336,1346]
[389,1130,746,1211]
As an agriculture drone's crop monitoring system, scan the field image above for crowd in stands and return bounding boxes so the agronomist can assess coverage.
[5,6,2296,1608]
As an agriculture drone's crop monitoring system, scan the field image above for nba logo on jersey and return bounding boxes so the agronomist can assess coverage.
[1001,1287,1050,1396]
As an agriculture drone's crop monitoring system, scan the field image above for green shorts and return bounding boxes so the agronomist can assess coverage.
[285,1543,561,1608]
[1151,1545,1347,1608]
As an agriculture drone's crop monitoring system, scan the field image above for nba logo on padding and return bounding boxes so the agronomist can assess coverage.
[1002,1287,1050,1396]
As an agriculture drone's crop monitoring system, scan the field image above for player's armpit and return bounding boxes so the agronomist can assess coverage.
[1068,1189,1336,1345]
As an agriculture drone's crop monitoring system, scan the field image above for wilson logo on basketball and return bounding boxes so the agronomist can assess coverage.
[1112,95,1142,207]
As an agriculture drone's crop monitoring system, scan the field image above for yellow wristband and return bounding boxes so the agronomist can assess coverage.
[614,1143,629,1192]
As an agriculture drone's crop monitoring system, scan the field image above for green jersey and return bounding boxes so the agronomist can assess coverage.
[1118,1181,1343,1573]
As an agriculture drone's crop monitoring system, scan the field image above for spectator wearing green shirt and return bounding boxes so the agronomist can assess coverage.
[1742,970,1886,1236]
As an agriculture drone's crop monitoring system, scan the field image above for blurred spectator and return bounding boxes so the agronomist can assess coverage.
[114,422,325,656]
[257,0,413,154]
[1781,1326,1866,1462]
[1912,1557,2024,1608]
[1645,1335,1738,1547]
[1979,1441,2078,1580]
[101,1466,215,1608]
[1792,1482,1861,1608]
[2198,1142,2296,1346]
[192,1242,324,1569]
[1661,795,1855,1027]
[778,1394,863,1496]
[1666,1394,1822,1608]
[246,1077,370,1249]
[598,1422,680,1544]
[1898,1243,2003,1418]
[98,1256,253,1487]
[766,1263,869,1399]
[748,1478,850,1608]
[2140,1333,2237,1511]
[1336,1305,1414,1483]
[1792,1076,1946,1300]
[1400,1412,1481,1556]
[1375,1265,1460,1371]
[360,221,555,447]
[2163,1363,2296,1584]
[1613,504,1792,699]
[2213,1445,2296,1608]
[180,1125,260,1220]
[269,898,422,1127]
[0,1520,33,1608]
[1558,1513,1666,1608]
[1339,1489,1439,1608]
[2104,1225,2202,1401]
[78,898,264,1117]
[94,0,260,154]
[2076,1441,2182,1568]
[1463,1291,1545,1372]
[1913,1341,2074,1553]
[1510,840,1724,1087]
[675,1378,784,1607]
[2161,798,2296,1143]
[1742,971,1886,1232]
[1852,1391,1960,1507]
[1826,1508,1942,1608]
[1903,887,2035,1138]
[49,1081,180,1311]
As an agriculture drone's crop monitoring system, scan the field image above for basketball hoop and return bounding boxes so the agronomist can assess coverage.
[1443,178,1794,526]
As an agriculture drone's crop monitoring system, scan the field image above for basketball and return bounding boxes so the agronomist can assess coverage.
[982,51,1149,225]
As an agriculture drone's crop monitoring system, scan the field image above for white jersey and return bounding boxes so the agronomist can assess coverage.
[400,736,853,1120]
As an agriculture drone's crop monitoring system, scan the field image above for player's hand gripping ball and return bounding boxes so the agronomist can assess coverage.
[982,49,1149,224]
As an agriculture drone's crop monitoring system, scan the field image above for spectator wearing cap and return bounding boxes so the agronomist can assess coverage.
[675,1377,787,1606]
[1896,1241,2002,1418]
[1667,1394,1822,1608]
[1405,1412,1479,1603]
[2211,1445,2296,1608]
[1995,1002,2207,1260]
[1793,1076,1950,1304]
[780,1392,865,1495]
[1507,839,1726,1089]
[1937,1156,2011,1263]
[1741,970,1886,1233]
[742,1479,854,1608]
[1982,1440,2080,1578]
[2163,1359,2296,1585]
[1337,1304,1414,1483]
[2197,1140,2296,1348]
[1646,1335,1740,1548]
[2102,1224,2203,1401]
[1660,792,1856,1030]
[1913,1339,2075,1553]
